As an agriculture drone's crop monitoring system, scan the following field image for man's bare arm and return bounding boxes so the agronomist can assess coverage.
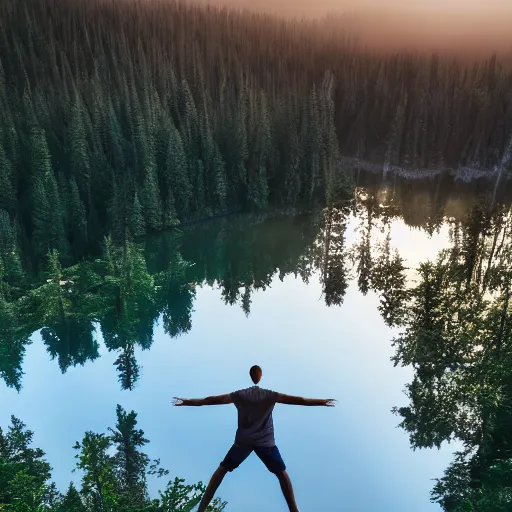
[172,394,233,406]
[276,394,337,406]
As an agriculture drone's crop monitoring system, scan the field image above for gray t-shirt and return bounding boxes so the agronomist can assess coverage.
[230,386,279,448]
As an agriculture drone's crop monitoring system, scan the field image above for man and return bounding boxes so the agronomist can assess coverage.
[172,364,336,512]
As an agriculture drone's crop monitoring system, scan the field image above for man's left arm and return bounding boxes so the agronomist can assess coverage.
[172,394,234,406]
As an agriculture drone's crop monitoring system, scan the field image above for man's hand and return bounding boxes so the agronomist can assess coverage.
[323,399,337,407]
[172,397,186,406]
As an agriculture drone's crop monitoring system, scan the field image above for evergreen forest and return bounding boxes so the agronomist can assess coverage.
[1,0,512,270]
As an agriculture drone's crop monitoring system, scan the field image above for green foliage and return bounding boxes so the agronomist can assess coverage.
[0,417,52,509]
[0,294,28,391]
[73,432,118,510]
[0,210,23,284]
[140,167,163,232]
[390,201,512,509]
[166,125,191,220]
[55,482,87,512]
[0,408,227,512]
[0,143,15,215]
[108,405,150,506]
[157,477,227,512]
[316,206,350,306]
[68,177,88,256]
[130,193,146,239]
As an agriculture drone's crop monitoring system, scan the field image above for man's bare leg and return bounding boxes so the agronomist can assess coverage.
[276,470,300,512]
[197,465,228,512]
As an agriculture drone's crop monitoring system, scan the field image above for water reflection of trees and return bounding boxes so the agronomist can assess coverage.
[0,237,193,392]
[2,182,512,509]
[314,185,512,509]
[390,200,512,510]
[350,187,408,325]
[0,214,324,391]
[346,180,512,508]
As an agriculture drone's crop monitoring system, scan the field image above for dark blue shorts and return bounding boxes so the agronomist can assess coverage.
[220,443,286,474]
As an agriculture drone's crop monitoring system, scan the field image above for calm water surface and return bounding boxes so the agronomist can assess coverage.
[3,177,509,511]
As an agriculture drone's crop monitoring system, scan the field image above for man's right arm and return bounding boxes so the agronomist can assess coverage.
[276,393,336,406]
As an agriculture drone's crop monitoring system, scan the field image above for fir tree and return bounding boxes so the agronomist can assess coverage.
[140,165,163,232]
[130,192,146,238]
[57,482,87,512]
[108,405,150,508]
[0,142,15,214]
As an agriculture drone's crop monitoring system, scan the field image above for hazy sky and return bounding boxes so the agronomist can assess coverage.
[208,0,512,13]
[1,216,463,511]
[193,0,512,56]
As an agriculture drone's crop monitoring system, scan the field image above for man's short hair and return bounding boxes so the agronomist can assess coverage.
[250,365,262,383]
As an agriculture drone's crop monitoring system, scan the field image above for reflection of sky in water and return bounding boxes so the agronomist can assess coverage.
[347,215,452,268]
[0,217,461,511]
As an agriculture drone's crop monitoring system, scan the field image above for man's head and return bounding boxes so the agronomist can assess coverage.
[249,365,262,384]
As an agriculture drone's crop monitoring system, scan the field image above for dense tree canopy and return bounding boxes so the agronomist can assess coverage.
[0,407,227,511]
[0,0,511,269]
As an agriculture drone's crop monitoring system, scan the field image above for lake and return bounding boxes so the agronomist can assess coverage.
[1,173,511,511]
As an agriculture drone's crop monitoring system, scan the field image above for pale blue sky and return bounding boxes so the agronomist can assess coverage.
[0,217,461,511]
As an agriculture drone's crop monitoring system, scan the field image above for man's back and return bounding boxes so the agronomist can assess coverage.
[230,385,279,447]
[172,365,336,512]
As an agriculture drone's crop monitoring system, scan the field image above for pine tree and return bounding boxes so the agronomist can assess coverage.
[45,172,68,257]
[0,141,15,214]
[246,93,270,211]
[305,86,323,204]
[282,110,302,206]
[0,416,53,506]
[212,143,227,213]
[31,176,51,257]
[107,178,127,243]
[130,192,146,238]
[193,158,206,215]
[0,295,27,391]
[57,482,87,512]
[166,124,192,219]
[106,96,126,173]
[177,79,199,154]
[321,71,344,204]
[247,165,269,211]
[29,127,67,259]
[155,114,178,227]
[114,344,140,391]
[0,210,23,282]
[233,95,249,206]
[140,166,163,232]
[108,404,150,508]
[69,91,92,217]
[28,126,52,180]
[68,177,88,257]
